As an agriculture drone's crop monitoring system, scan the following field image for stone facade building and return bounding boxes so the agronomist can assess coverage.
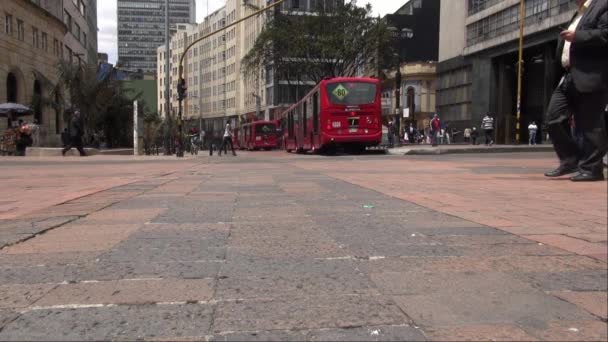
[0,0,98,146]
[437,0,578,144]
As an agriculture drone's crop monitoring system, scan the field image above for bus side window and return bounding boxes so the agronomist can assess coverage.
[288,111,294,137]
[303,100,307,136]
[313,92,319,134]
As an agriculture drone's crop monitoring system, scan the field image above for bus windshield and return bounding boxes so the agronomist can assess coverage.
[255,123,276,135]
[326,82,377,106]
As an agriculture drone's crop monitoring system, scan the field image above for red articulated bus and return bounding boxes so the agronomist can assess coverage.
[277,77,382,154]
[238,120,278,151]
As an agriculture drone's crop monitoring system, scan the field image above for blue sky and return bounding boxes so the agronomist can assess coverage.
[97,0,402,64]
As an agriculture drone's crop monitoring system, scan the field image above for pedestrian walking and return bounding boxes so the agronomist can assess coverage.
[430,114,441,147]
[528,121,538,145]
[544,0,607,182]
[470,127,479,145]
[482,113,495,146]
[15,120,32,156]
[62,110,87,156]
[218,122,237,156]
[387,121,395,148]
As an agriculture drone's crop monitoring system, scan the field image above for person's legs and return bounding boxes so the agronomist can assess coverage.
[571,90,608,175]
[546,76,579,168]
[70,136,86,156]
[218,138,225,156]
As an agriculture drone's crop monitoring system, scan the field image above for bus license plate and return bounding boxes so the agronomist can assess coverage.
[349,128,358,133]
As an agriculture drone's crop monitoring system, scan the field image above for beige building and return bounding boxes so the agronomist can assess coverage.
[381,62,437,132]
[0,0,98,146]
[157,0,267,132]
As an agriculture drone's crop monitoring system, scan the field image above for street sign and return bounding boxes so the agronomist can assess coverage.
[332,84,349,101]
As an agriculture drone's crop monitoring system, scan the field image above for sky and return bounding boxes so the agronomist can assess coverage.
[97,0,402,64]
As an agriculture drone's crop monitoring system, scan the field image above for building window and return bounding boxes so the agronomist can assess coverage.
[32,27,39,48]
[74,23,80,40]
[53,38,59,56]
[16,19,24,41]
[41,32,47,51]
[293,0,300,9]
[64,10,72,31]
[5,14,12,35]
[66,46,73,63]
[79,1,86,16]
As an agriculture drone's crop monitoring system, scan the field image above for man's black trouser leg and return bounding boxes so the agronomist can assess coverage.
[218,138,225,156]
[574,90,608,174]
[546,74,608,174]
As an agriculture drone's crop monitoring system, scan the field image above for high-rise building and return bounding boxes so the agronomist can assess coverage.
[118,0,195,74]
[157,0,267,134]
[436,0,577,144]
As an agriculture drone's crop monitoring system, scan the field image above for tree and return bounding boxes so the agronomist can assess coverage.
[242,2,394,92]
[54,61,139,147]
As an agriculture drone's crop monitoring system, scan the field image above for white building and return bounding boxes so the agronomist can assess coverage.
[157,0,267,133]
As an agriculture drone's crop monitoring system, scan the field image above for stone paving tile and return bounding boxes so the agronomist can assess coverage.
[1,264,89,285]
[0,284,57,309]
[1,224,141,254]
[523,234,608,261]
[79,208,164,224]
[212,295,408,332]
[550,291,608,319]
[69,260,222,282]
[101,245,226,263]
[0,304,214,341]
[371,272,534,296]
[215,270,379,300]
[424,324,536,341]
[517,270,608,292]
[34,278,214,306]
[521,320,608,341]
[0,309,19,330]
[207,325,426,341]
[219,256,366,281]
[0,251,100,268]
[393,290,594,328]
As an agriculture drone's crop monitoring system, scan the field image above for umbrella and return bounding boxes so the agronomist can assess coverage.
[0,103,33,117]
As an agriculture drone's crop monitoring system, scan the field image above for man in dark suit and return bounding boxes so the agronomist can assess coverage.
[545,0,607,181]
[62,110,87,157]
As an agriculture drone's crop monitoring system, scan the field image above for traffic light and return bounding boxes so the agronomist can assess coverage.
[177,78,187,101]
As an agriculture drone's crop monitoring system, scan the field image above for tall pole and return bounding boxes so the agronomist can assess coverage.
[515,0,525,144]
[164,0,171,153]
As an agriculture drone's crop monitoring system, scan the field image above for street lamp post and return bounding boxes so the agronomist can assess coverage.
[515,0,525,144]
[175,0,286,157]
[387,26,413,138]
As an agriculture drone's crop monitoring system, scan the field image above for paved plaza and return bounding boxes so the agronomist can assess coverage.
[0,152,606,341]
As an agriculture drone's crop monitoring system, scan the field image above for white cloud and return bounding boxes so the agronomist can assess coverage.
[97,0,401,64]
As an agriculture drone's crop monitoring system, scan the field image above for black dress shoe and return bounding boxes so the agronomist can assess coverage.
[544,165,578,177]
[570,172,605,182]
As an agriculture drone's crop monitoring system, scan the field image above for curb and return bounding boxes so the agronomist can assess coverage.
[394,146,555,156]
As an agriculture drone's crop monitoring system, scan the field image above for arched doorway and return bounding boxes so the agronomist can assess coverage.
[33,80,42,124]
[406,87,416,115]
[7,73,17,103]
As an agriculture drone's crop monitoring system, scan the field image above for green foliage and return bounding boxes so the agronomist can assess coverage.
[242,2,394,84]
[54,61,140,148]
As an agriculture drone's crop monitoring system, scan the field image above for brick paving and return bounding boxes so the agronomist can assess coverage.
[0,152,605,341]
